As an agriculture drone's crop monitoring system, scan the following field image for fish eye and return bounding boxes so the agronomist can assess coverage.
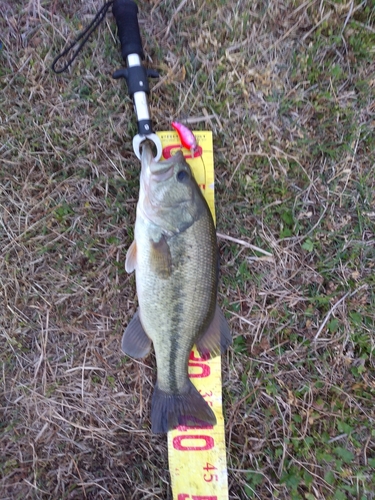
[176,170,189,182]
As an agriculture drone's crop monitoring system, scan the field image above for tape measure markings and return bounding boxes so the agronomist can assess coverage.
[157,131,229,500]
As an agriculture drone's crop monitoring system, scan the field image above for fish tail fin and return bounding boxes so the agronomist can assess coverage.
[151,380,216,434]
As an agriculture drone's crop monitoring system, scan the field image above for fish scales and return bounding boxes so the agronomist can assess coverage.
[136,211,217,394]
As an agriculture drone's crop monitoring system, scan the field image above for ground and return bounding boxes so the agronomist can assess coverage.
[0,0,374,499]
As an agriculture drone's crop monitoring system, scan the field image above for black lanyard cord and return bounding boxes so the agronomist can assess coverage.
[51,1,114,74]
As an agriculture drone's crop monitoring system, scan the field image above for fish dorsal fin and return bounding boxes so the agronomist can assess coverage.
[196,304,232,360]
[122,310,152,359]
[150,235,172,278]
[125,240,137,273]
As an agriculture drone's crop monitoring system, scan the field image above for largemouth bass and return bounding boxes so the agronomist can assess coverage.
[122,143,231,433]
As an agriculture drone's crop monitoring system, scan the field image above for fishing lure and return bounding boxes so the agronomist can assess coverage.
[171,121,198,158]
[171,121,207,191]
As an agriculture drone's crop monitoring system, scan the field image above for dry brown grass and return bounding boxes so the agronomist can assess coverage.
[1,0,375,499]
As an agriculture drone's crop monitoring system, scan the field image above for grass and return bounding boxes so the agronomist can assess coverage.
[1,0,375,498]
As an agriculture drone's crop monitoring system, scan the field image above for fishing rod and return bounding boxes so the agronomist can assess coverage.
[52,0,162,161]
[111,0,162,161]
[52,0,202,164]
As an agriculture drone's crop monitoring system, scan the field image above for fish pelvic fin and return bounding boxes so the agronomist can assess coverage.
[150,380,216,433]
[122,310,152,359]
[196,304,232,360]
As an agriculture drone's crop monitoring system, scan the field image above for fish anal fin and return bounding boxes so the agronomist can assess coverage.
[150,235,172,278]
[151,380,216,434]
[122,310,152,359]
[125,240,137,273]
[196,304,232,360]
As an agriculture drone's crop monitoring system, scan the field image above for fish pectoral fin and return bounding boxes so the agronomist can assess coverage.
[150,235,172,278]
[125,240,137,273]
[151,380,216,433]
[196,304,232,360]
[122,310,152,359]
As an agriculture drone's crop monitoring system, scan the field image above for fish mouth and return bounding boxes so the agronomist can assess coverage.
[142,143,183,182]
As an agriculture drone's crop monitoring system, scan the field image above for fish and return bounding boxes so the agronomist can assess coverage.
[122,143,231,433]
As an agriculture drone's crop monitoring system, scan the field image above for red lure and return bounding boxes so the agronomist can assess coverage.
[171,121,198,156]
[171,121,206,189]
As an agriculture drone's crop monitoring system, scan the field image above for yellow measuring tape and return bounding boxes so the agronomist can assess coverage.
[157,131,229,500]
